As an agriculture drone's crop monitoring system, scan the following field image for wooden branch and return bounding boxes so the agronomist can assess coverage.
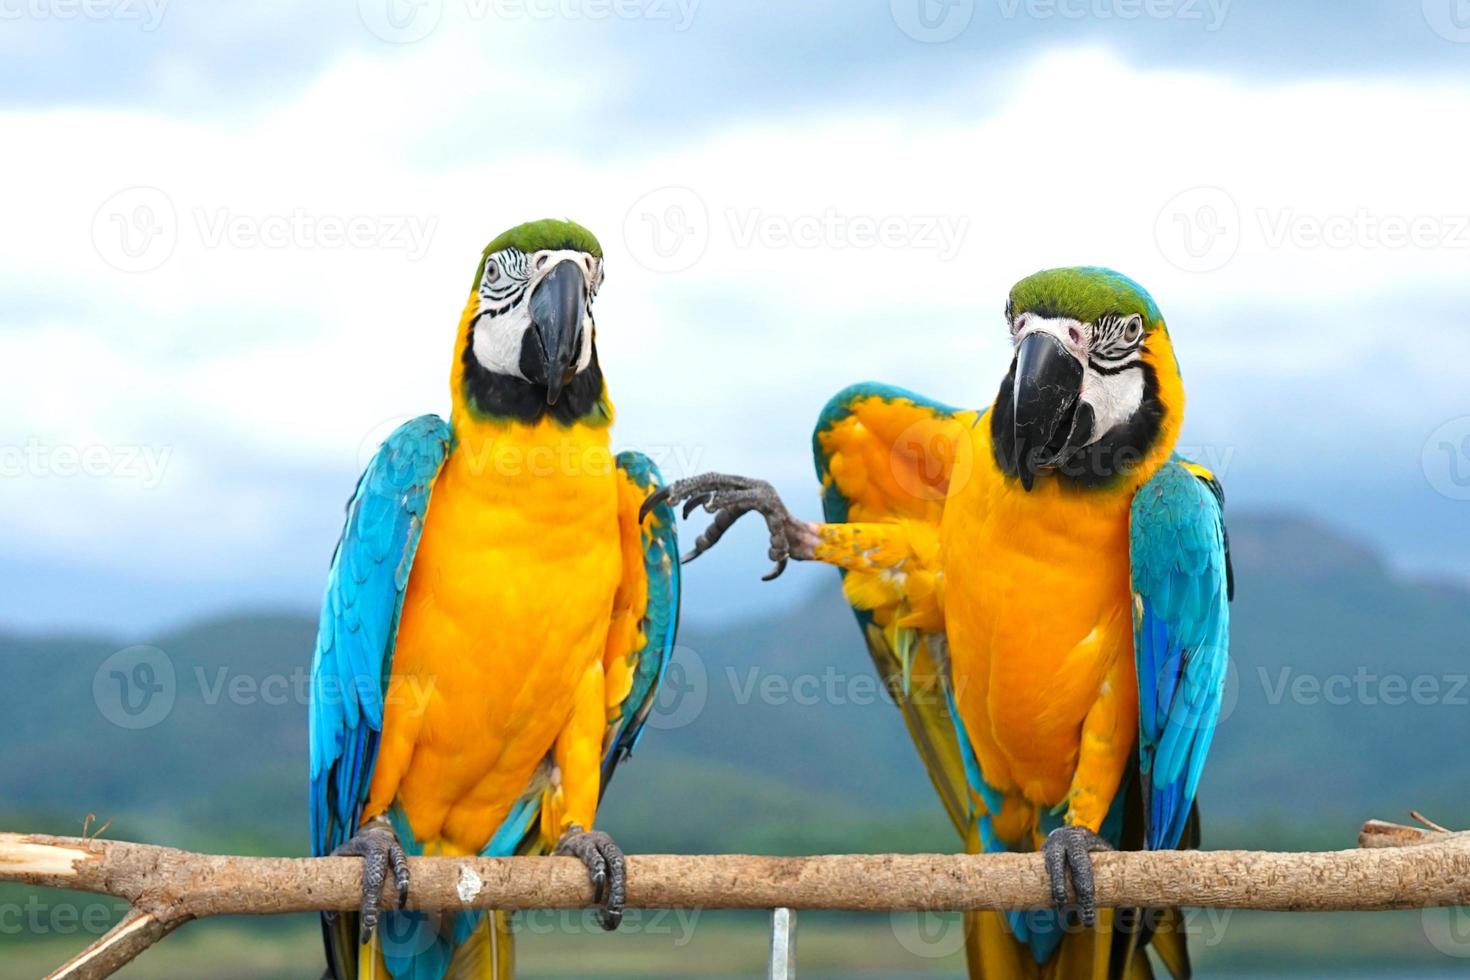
[4,821,1469,978]
[45,908,184,980]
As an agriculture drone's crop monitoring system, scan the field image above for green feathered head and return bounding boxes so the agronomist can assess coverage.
[1006,266,1164,332]
[473,219,602,291]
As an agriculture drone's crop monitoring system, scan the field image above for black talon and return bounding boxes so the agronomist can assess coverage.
[332,823,411,944]
[649,473,812,579]
[638,486,670,524]
[1041,826,1112,928]
[556,826,627,931]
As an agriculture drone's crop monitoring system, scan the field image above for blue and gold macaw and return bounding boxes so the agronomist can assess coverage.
[309,219,680,979]
[654,268,1232,978]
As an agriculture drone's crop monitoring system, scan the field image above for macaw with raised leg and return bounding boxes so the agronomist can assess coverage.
[309,219,680,980]
[652,268,1232,978]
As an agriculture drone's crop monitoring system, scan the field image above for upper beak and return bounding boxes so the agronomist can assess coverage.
[1011,331,1089,491]
[528,260,586,405]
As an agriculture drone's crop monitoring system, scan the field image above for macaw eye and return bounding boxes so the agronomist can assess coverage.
[534,253,548,271]
[485,262,500,283]
[1123,317,1144,345]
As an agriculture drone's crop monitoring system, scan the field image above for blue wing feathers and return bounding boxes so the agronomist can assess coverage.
[601,451,681,788]
[1130,459,1231,851]
[309,415,450,859]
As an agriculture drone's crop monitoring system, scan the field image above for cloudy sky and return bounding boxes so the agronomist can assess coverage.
[3,0,1469,634]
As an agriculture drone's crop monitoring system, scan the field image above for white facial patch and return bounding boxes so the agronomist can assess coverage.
[1012,314,1146,446]
[1079,367,1145,443]
[469,248,601,379]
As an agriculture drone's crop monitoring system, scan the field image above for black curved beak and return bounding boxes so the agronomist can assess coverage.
[527,260,586,405]
[1011,332,1086,491]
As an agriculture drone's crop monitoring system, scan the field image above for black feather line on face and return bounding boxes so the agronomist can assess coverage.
[991,360,1164,489]
[460,339,606,425]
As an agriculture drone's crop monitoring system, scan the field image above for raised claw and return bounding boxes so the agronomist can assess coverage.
[641,473,815,579]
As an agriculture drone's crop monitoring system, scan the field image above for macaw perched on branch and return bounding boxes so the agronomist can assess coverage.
[309,220,680,980]
[651,268,1232,978]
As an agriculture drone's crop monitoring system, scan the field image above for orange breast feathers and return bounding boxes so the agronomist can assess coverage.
[361,416,624,855]
[939,418,1141,842]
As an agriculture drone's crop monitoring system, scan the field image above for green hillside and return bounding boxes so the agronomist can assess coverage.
[2,512,1466,976]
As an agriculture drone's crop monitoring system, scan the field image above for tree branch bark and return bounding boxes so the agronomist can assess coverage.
[3,821,1468,979]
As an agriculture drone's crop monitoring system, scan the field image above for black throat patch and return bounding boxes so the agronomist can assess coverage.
[460,339,607,426]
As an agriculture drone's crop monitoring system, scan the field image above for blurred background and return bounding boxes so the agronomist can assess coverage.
[3,1,1469,976]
